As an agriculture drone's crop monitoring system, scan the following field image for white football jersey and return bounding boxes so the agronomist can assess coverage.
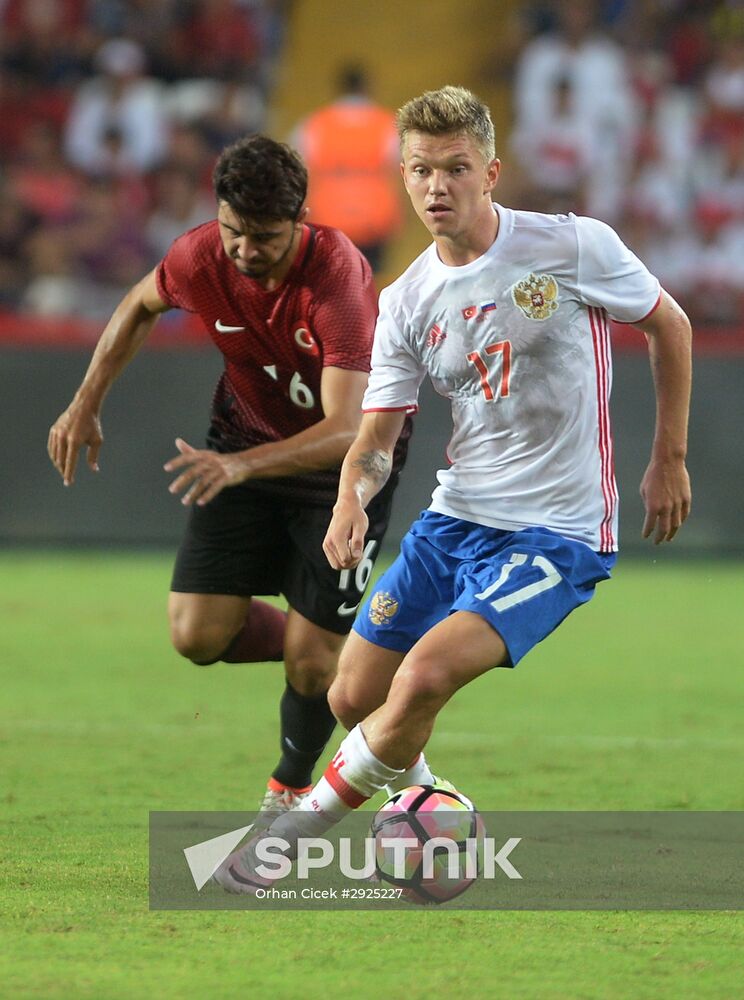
[363,205,661,551]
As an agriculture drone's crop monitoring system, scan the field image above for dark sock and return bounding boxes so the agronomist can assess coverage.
[271,683,338,789]
[220,599,286,663]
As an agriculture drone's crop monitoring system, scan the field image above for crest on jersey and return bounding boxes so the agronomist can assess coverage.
[368,591,399,626]
[293,324,319,355]
[426,323,447,348]
[511,273,559,320]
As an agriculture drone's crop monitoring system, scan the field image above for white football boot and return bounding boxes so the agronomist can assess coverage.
[254,785,311,829]
[212,832,277,895]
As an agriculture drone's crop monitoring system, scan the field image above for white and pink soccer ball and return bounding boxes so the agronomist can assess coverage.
[370,783,485,905]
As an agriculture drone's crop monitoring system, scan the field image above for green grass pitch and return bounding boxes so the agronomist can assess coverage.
[1,551,742,999]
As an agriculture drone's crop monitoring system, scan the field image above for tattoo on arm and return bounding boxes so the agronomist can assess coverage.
[351,449,391,487]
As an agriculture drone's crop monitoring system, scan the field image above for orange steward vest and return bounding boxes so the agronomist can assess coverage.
[299,100,402,245]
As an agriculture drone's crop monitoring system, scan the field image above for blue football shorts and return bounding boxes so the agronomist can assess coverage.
[353,510,617,666]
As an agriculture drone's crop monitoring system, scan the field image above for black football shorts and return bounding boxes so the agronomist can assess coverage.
[170,482,397,635]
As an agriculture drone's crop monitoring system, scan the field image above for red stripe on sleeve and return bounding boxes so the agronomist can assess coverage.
[362,405,419,414]
[614,290,662,325]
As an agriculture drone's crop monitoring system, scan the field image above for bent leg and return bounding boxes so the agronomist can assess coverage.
[329,631,435,792]
[168,592,287,665]
[168,591,253,665]
[169,483,289,665]
[219,599,285,662]
[361,610,508,768]
[266,613,506,841]
[283,608,346,695]
[328,631,405,731]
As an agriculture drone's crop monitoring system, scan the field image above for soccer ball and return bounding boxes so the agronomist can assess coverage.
[370,783,484,905]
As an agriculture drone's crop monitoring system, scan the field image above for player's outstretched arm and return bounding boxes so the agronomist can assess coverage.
[47,269,169,485]
[323,410,406,570]
[164,366,371,504]
[637,290,692,544]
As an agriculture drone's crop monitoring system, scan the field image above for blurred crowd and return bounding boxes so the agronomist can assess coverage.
[0,0,286,317]
[1,0,742,330]
[505,0,744,328]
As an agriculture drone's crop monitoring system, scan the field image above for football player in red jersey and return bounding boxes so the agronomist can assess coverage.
[47,135,411,821]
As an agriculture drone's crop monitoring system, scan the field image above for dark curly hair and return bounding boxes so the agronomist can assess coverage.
[212,134,308,222]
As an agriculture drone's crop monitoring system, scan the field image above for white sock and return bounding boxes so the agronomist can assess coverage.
[384,752,434,797]
[270,724,403,840]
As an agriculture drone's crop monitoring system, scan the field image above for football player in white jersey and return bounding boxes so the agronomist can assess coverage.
[213,86,691,892]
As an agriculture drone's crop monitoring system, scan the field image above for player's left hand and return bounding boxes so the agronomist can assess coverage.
[164,438,248,505]
[640,456,691,544]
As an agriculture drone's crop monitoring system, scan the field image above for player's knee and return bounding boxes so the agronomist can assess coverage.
[327,677,367,730]
[389,657,456,714]
[284,646,339,696]
[169,620,229,666]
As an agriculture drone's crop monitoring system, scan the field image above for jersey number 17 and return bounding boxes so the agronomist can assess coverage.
[466,340,512,401]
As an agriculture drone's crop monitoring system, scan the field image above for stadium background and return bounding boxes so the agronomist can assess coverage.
[1,0,743,554]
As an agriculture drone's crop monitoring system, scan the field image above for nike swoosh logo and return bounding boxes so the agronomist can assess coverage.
[215,319,246,333]
[337,602,360,617]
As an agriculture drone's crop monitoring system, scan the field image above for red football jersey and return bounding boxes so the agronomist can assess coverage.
[156,221,410,503]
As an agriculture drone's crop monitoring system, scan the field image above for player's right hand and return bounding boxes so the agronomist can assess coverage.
[47,406,103,486]
[323,498,369,570]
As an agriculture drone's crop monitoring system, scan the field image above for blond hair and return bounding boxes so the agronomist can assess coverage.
[396,86,496,162]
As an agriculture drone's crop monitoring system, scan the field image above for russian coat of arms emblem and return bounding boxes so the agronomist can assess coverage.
[368,591,400,626]
[511,272,559,320]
